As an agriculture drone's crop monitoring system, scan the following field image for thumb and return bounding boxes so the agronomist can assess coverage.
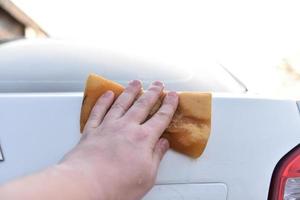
[153,138,170,166]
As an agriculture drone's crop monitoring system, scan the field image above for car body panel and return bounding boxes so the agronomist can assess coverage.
[0,93,299,199]
[143,183,228,200]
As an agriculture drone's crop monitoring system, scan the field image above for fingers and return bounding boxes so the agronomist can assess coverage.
[104,80,142,120]
[144,91,178,143]
[85,90,115,130]
[153,138,169,166]
[124,81,164,123]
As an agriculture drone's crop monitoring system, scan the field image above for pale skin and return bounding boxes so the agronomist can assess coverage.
[0,80,179,200]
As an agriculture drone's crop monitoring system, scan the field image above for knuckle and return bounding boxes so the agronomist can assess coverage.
[111,102,126,112]
[143,125,153,133]
[164,96,176,105]
[162,101,176,111]
[156,110,171,119]
[89,111,99,120]
[135,97,149,107]
[133,131,149,142]
[125,84,140,93]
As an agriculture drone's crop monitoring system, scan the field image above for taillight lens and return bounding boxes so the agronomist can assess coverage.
[284,178,300,199]
[269,145,300,200]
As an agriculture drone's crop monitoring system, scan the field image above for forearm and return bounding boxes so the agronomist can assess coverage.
[0,164,102,200]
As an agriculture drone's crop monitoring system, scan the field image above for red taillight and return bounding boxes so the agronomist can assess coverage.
[269,144,300,200]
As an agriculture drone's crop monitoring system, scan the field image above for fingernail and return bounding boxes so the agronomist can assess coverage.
[129,80,141,86]
[167,91,178,98]
[103,90,113,97]
[152,81,164,87]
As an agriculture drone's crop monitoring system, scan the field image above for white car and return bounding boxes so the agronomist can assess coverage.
[0,39,299,200]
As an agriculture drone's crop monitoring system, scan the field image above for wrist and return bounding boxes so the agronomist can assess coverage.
[52,163,106,200]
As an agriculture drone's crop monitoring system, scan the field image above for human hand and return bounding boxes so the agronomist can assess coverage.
[60,80,179,200]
